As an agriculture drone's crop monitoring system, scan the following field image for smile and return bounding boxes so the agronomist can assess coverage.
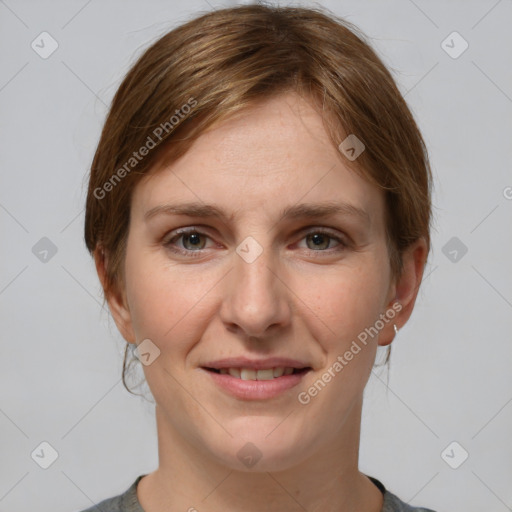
[205,366,309,380]
[201,366,312,400]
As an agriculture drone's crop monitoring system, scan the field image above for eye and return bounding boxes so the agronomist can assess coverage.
[164,228,213,256]
[297,229,347,253]
[163,227,348,258]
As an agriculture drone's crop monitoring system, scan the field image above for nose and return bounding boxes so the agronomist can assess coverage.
[219,239,292,340]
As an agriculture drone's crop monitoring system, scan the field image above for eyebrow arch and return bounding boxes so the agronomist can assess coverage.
[144,200,370,225]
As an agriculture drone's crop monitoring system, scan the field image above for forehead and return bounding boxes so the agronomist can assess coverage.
[132,92,385,229]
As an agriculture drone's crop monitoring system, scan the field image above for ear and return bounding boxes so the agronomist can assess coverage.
[94,246,136,344]
[378,238,428,346]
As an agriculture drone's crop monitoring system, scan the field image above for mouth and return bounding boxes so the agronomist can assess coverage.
[200,364,312,400]
[203,366,311,380]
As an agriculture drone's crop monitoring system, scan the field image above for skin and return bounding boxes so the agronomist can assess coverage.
[95,91,427,512]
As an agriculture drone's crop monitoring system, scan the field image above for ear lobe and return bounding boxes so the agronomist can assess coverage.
[378,238,428,346]
[94,246,136,344]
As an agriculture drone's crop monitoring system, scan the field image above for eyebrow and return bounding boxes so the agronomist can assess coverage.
[144,200,371,225]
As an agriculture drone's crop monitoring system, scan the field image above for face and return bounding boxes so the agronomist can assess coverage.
[106,92,410,472]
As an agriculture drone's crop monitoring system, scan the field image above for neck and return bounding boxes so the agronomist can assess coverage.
[138,398,383,512]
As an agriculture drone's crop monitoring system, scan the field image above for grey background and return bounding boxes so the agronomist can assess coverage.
[1,0,511,511]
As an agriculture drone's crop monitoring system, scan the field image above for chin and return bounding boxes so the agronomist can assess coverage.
[206,422,310,473]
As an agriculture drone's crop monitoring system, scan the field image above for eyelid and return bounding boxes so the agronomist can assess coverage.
[295,227,349,250]
[295,224,347,238]
[293,225,352,246]
[163,226,216,248]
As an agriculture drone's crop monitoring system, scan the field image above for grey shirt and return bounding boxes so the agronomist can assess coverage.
[78,474,437,512]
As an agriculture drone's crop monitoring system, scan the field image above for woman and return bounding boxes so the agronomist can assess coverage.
[81,3,436,511]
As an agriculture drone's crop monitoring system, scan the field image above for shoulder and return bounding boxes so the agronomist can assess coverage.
[382,489,437,512]
[78,494,123,512]
[76,475,145,512]
[368,475,438,512]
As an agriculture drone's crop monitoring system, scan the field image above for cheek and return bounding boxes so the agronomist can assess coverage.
[294,264,388,419]
[123,246,215,348]
[298,262,388,348]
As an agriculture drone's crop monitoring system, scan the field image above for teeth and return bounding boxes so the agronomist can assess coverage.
[240,369,257,380]
[273,367,284,378]
[256,369,274,380]
[217,367,301,380]
[228,367,241,378]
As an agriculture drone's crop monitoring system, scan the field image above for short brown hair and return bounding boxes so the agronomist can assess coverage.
[84,3,432,390]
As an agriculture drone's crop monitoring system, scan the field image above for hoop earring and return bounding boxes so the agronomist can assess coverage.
[393,324,399,336]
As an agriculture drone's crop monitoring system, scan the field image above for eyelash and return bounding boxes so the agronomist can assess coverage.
[163,227,349,258]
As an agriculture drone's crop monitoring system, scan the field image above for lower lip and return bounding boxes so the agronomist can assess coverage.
[202,368,309,400]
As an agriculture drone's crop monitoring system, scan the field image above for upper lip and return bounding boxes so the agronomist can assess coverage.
[201,357,311,370]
